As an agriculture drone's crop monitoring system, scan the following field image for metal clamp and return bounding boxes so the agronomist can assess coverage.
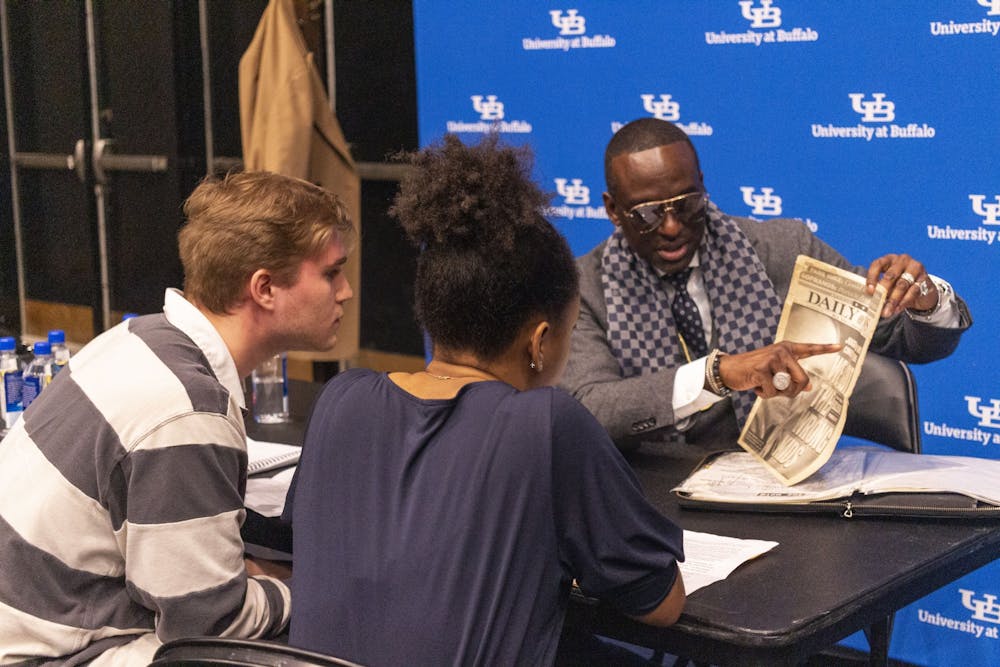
[93,138,168,185]
[72,138,87,182]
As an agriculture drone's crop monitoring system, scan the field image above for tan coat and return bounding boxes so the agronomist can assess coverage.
[239,0,361,360]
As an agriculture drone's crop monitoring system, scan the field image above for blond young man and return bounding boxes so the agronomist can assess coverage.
[0,172,354,665]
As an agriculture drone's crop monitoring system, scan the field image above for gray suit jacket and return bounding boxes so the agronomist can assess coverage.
[561,216,972,450]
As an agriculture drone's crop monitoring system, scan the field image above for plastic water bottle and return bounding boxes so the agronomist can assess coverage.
[21,341,54,410]
[251,353,289,423]
[48,329,71,377]
[0,336,23,431]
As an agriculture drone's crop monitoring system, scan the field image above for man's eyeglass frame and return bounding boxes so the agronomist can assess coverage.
[624,191,709,235]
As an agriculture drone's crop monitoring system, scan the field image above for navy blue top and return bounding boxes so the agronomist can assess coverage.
[285,369,683,667]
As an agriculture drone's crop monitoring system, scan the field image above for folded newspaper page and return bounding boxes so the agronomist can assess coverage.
[738,255,887,486]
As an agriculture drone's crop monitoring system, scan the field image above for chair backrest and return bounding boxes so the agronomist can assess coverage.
[843,352,921,453]
[150,637,365,667]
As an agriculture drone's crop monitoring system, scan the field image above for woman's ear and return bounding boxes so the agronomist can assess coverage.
[528,319,550,372]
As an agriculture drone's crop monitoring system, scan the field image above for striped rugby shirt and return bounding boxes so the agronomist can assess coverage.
[0,289,290,665]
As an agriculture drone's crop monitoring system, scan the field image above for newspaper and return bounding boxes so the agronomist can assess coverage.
[738,255,887,486]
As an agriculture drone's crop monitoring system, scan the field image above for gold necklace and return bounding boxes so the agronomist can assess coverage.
[423,364,498,382]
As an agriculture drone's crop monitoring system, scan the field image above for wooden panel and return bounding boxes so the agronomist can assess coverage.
[286,349,425,383]
[24,299,94,345]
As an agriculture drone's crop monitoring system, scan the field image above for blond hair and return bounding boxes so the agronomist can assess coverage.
[178,171,354,313]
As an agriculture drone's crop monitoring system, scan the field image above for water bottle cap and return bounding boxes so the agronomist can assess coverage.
[0,336,15,351]
[121,312,139,320]
[48,329,66,344]
[33,341,51,355]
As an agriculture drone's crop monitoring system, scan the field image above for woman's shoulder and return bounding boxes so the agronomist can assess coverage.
[316,367,384,401]
[328,367,381,386]
[504,387,621,463]
[493,385,601,427]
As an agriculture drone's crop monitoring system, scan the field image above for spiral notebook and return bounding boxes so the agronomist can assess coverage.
[246,437,301,475]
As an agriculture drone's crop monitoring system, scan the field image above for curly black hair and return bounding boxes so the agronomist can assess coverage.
[391,134,579,361]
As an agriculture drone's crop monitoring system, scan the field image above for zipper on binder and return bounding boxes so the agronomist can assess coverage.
[843,501,854,518]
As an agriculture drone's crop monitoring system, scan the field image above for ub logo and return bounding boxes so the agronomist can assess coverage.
[969,194,1000,226]
[738,0,782,28]
[848,93,895,123]
[740,186,782,216]
[470,95,504,121]
[960,589,1000,624]
[549,9,586,35]
[641,94,681,121]
[979,0,1000,16]
[966,396,1000,429]
[554,178,590,205]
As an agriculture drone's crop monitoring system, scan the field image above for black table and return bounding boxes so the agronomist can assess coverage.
[242,382,1000,666]
[565,443,1000,666]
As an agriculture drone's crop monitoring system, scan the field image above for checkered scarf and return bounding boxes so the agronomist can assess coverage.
[601,203,782,428]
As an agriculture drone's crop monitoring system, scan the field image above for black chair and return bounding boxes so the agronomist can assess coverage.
[843,352,921,453]
[820,353,921,666]
[150,637,365,667]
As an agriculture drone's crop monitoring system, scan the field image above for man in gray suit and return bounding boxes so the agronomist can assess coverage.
[561,118,971,452]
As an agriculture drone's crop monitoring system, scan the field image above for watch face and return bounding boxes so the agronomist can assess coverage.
[909,277,947,317]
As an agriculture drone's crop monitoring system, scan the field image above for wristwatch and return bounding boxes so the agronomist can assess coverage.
[907,276,950,318]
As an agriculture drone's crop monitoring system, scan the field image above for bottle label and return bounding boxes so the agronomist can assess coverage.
[22,373,47,410]
[1,370,23,426]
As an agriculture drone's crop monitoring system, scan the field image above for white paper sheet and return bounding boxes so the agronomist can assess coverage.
[678,530,779,594]
[245,466,297,517]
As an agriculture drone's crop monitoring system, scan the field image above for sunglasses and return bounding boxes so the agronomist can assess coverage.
[624,191,709,234]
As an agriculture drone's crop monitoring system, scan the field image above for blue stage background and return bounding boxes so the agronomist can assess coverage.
[413,2,1000,663]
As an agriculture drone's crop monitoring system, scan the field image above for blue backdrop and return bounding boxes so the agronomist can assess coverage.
[412,2,1000,663]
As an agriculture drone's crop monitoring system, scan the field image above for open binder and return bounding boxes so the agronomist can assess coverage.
[672,448,1000,520]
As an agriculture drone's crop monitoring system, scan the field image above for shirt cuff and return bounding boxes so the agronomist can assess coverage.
[906,275,960,327]
[673,356,725,425]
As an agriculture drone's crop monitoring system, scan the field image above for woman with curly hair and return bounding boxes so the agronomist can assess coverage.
[284,134,685,666]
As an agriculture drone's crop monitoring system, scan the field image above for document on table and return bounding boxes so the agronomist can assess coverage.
[245,466,297,517]
[679,530,779,594]
[246,436,301,475]
[673,448,1000,506]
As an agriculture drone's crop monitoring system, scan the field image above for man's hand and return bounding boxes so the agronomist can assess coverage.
[865,253,939,318]
[717,341,843,398]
